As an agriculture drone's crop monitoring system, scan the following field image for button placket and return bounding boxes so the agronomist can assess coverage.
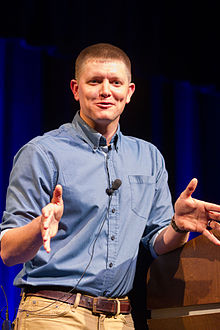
[102,145,120,293]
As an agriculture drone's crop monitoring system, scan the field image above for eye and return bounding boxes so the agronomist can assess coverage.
[88,78,103,85]
[89,79,99,85]
[112,80,122,86]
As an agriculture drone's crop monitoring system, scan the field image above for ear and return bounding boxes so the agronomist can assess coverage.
[126,83,135,104]
[70,79,79,101]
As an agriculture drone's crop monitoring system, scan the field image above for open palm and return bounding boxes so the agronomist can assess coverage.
[41,185,64,253]
[175,178,220,245]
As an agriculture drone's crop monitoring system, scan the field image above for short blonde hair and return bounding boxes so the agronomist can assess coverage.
[75,43,132,82]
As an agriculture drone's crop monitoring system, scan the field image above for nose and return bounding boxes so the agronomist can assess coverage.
[100,80,111,98]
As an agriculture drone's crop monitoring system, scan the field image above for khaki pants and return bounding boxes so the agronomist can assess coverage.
[13,294,135,329]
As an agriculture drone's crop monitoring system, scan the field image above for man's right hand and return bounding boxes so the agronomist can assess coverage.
[41,185,64,253]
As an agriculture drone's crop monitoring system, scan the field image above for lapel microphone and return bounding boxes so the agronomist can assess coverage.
[106,179,122,196]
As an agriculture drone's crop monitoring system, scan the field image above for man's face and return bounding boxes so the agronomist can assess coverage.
[70,59,135,129]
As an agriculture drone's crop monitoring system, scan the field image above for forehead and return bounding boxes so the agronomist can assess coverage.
[79,59,129,80]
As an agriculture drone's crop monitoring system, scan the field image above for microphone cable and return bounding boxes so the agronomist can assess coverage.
[1,285,12,330]
[18,180,121,315]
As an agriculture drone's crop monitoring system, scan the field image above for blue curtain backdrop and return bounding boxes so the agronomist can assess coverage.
[0,37,220,326]
[0,38,43,325]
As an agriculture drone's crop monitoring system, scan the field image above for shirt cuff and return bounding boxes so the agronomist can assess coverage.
[0,229,11,241]
[149,225,169,258]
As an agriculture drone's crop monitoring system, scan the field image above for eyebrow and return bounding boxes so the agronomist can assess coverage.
[87,73,125,81]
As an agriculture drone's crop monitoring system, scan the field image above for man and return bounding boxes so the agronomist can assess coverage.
[1,43,220,329]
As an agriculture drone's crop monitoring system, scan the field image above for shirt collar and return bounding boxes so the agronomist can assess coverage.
[72,111,119,150]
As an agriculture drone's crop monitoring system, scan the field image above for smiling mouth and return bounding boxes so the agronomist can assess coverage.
[96,102,114,108]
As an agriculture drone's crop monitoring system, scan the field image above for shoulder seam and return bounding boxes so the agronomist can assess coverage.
[28,141,57,190]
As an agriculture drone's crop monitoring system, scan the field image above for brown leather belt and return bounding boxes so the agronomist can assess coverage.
[24,289,131,315]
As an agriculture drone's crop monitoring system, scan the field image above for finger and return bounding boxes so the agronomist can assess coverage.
[42,205,53,228]
[208,211,220,221]
[42,203,53,219]
[52,185,63,204]
[41,224,51,253]
[206,202,220,212]
[42,214,53,230]
[180,178,198,199]
[209,220,220,231]
[43,237,51,253]
[202,228,220,246]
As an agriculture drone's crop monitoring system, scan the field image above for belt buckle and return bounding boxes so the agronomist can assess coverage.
[92,297,98,314]
[92,297,117,315]
[92,297,121,315]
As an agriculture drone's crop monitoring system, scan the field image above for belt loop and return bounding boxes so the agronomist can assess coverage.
[73,293,81,309]
[22,291,27,301]
[115,298,120,317]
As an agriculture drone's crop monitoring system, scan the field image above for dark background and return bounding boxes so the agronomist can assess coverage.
[0,1,219,328]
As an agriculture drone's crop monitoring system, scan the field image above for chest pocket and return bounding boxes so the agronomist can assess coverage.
[129,175,156,219]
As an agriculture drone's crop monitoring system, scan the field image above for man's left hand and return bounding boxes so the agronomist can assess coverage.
[174,178,220,245]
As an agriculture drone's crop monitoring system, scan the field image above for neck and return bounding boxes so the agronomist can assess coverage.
[80,113,119,145]
[94,122,117,145]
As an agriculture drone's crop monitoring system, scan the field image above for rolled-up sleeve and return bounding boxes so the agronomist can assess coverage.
[1,141,56,233]
[141,153,174,258]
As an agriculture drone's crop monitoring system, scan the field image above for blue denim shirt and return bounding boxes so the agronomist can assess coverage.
[1,112,173,297]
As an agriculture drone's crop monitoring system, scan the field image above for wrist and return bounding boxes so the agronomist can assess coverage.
[171,215,189,234]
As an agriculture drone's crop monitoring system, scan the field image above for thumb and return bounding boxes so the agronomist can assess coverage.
[180,178,198,199]
[51,185,63,204]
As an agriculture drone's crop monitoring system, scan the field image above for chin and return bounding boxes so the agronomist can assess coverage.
[91,111,116,122]
[95,117,113,124]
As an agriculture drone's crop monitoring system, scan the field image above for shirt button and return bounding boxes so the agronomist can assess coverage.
[109,262,113,268]
[112,208,116,213]
[111,235,115,241]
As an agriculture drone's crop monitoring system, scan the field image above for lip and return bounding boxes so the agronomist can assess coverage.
[96,102,114,108]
